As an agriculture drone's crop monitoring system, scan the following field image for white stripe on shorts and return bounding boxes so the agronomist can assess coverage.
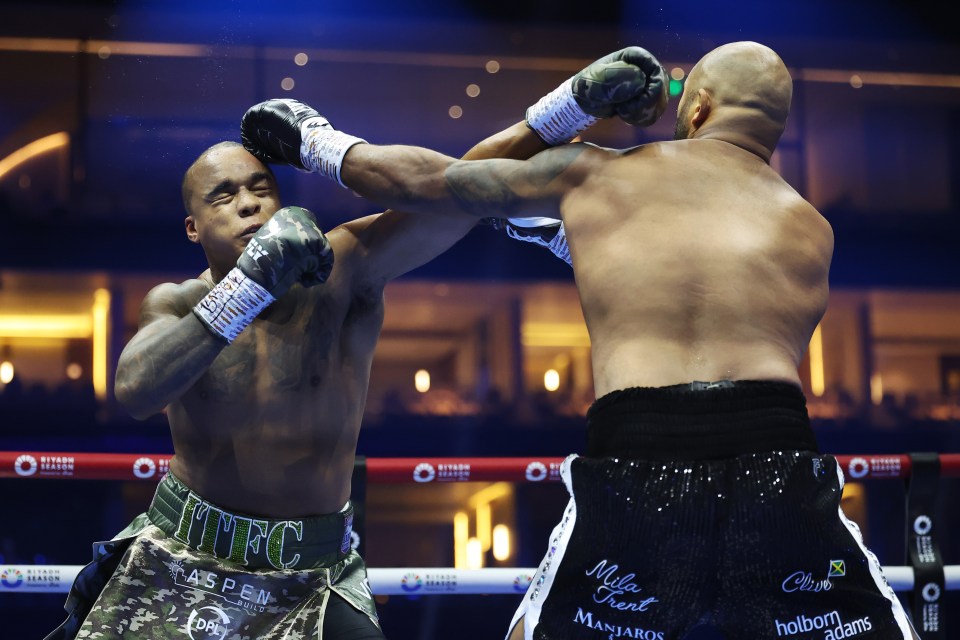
[834,462,918,639]
[506,454,579,640]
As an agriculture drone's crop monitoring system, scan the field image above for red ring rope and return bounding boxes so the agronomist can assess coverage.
[1,452,958,482]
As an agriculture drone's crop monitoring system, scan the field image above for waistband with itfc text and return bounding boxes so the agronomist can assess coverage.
[148,473,354,571]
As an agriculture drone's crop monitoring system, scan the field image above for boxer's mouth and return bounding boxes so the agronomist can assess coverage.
[240,224,262,238]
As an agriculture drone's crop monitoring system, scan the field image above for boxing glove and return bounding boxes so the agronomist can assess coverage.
[193,206,334,343]
[526,46,668,145]
[241,98,366,187]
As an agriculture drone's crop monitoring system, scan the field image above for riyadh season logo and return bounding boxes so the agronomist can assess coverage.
[847,457,869,479]
[436,463,470,481]
[913,515,933,536]
[1,568,23,588]
[403,461,472,483]
[847,456,901,479]
[525,461,547,482]
[12,455,74,477]
[187,605,231,640]
[922,583,941,603]
[413,463,436,483]
[14,454,37,477]
[401,572,423,592]
[133,457,156,479]
[132,457,170,480]
[513,573,533,592]
[525,460,562,482]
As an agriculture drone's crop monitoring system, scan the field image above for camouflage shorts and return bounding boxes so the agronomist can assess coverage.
[46,521,379,639]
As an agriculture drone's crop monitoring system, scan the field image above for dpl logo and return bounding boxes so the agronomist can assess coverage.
[186,605,231,640]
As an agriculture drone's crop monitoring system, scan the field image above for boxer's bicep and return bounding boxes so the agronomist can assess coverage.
[344,209,477,286]
[445,144,590,219]
[116,281,223,419]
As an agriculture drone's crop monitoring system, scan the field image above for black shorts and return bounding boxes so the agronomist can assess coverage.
[509,381,917,640]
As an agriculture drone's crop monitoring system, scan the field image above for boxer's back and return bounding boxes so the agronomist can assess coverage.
[563,138,833,396]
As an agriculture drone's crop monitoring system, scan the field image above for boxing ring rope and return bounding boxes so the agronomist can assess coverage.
[2,452,958,597]
[3,452,959,482]
[1,564,957,595]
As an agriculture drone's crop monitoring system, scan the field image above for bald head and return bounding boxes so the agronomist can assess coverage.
[181,141,274,215]
[676,42,793,159]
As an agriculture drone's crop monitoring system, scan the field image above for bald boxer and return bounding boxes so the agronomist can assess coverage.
[247,41,920,640]
[45,48,666,640]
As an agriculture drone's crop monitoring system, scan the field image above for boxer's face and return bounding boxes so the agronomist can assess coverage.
[184,147,281,270]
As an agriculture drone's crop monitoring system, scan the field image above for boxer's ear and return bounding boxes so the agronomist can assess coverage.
[691,88,712,128]
[185,215,199,243]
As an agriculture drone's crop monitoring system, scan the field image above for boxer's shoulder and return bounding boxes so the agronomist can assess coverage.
[140,278,211,319]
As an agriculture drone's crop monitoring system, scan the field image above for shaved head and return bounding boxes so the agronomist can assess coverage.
[675,42,793,155]
[691,41,792,124]
[181,141,275,215]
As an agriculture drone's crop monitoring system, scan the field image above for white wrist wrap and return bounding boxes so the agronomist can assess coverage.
[193,267,276,344]
[299,118,366,187]
[544,223,572,266]
[525,80,599,146]
[505,220,573,266]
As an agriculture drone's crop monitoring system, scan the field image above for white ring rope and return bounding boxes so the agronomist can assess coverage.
[1,565,957,595]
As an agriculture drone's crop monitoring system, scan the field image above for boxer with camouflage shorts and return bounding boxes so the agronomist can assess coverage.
[46,48,661,640]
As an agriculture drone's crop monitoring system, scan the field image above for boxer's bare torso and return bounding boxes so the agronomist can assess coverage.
[562,138,833,396]
[137,224,384,517]
[340,41,831,403]
[346,136,832,400]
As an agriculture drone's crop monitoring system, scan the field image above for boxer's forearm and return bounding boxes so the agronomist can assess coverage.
[340,122,549,218]
[340,143,573,220]
[115,282,230,420]
[339,143,464,216]
[115,315,226,419]
[461,121,550,163]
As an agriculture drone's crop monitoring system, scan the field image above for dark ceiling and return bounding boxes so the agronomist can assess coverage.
[0,0,953,45]
[1,0,957,285]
